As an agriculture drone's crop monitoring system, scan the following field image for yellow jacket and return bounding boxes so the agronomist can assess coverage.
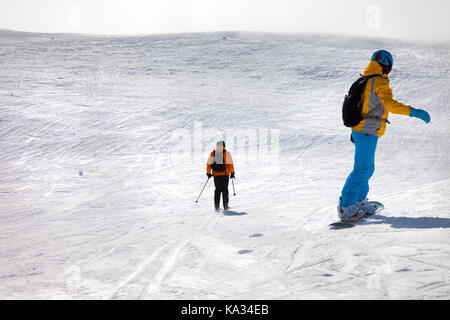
[352,60,411,137]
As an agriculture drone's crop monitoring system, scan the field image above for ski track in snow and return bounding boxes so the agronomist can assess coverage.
[0,30,449,299]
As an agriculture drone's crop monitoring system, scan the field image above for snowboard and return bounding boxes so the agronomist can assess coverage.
[329,201,384,230]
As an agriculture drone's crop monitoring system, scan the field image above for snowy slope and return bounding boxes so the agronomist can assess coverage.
[0,30,449,299]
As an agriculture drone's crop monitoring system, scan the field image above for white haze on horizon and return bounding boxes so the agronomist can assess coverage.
[0,0,449,43]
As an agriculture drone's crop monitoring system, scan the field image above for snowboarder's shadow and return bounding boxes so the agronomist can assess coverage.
[223,210,248,216]
[367,214,450,229]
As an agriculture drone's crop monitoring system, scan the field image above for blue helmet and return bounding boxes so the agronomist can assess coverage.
[371,50,393,74]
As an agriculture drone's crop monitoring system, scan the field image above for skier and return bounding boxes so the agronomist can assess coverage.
[206,141,235,212]
[338,50,431,222]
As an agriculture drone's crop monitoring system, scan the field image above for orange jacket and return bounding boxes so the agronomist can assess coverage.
[206,150,235,176]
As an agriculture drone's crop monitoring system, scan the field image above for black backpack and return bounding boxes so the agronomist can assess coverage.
[211,150,226,172]
[342,74,382,127]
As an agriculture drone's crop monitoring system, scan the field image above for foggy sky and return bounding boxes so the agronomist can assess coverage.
[0,0,449,42]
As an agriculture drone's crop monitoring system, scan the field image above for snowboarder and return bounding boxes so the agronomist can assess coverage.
[206,141,235,212]
[338,50,431,222]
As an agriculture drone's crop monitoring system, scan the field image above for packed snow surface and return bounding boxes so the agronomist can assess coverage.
[0,30,449,299]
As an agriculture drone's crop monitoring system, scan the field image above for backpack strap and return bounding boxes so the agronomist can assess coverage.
[364,115,390,124]
[360,73,383,79]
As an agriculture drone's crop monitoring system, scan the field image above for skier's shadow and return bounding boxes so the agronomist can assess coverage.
[367,214,450,229]
[223,210,248,216]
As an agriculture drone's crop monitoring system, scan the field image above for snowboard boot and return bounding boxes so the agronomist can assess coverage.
[337,198,365,223]
[356,199,377,216]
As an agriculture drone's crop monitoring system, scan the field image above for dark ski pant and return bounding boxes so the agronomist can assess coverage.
[340,130,378,207]
[214,175,229,210]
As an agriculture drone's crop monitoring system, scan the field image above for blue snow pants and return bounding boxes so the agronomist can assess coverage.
[340,130,378,207]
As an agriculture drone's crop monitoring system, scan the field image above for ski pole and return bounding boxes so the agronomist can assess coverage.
[195,177,210,203]
[231,177,236,196]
